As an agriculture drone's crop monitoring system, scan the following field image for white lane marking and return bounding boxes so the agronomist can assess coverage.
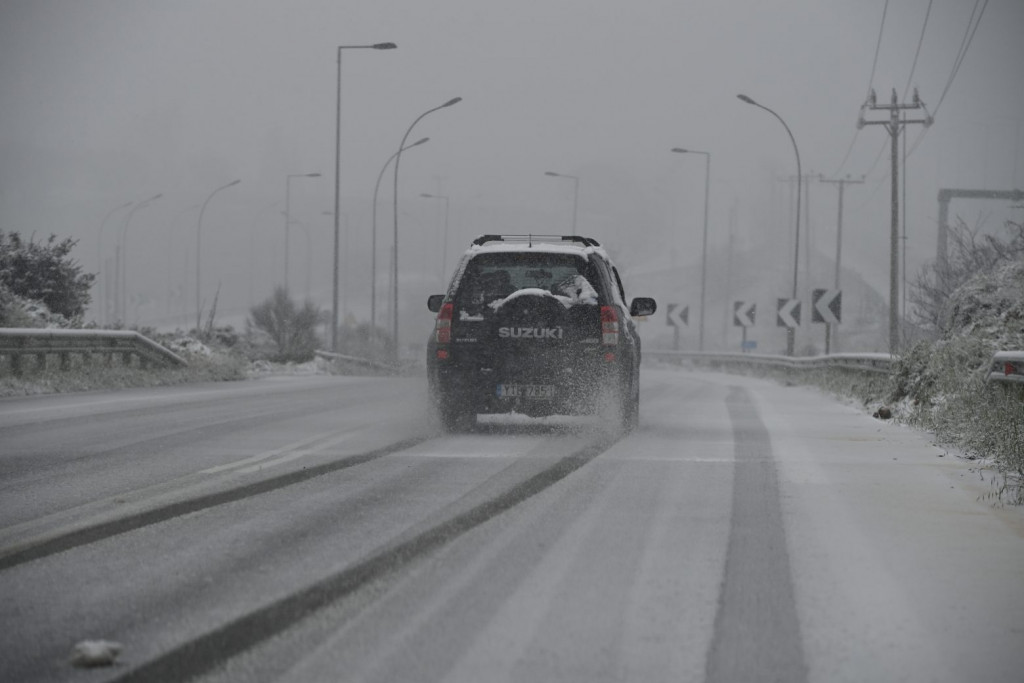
[0,427,364,548]
[236,450,316,474]
[401,449,527,460]
[604,455,735,463]
[234,431,361,474]
[197,432,341,474]
[199,425,370,475]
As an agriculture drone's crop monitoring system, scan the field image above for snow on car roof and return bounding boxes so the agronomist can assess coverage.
[464,240,608,259]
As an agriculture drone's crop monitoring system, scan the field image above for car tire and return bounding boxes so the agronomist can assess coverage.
[621,376,639,432]
[439,399,474,433]
[600,375,637,433]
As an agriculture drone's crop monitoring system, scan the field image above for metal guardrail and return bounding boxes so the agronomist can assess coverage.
[643,350,896,375]
[0,328,187,375]
[989,351,1024,385]
[648,348,1024,388]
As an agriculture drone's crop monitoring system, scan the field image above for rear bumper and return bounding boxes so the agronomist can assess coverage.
[427,345,629,416]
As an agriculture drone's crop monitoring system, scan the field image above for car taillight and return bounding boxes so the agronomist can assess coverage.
[435,302,453,344]
[601,306,619,345]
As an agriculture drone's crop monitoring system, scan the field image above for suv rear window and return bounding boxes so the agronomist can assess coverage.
[454,252,600,319]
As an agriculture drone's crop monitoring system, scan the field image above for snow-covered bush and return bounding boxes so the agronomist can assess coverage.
[893,219,1024,501]
[165,335,214,358]
[0,284,79,329]
[0,231,94,323]
[246,287,323,363]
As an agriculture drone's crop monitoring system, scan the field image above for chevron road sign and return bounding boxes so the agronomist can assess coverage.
[733,301,756,327]
[666,303,689,328]
[812,289,842,325]
[776,298,801,328]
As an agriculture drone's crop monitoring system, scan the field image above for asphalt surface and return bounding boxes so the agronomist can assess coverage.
[1,367,1022,682]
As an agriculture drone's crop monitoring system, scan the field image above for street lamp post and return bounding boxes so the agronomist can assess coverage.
[371,137,429,340]
[392,97,462,360]
[544,171,579,235]
[737,93,802,356]
[333,41,396,351]
[285,173,321,293]
[322,210,344,323]
[671,148,711,352]
[165,204,200,319]
[287,219,313,299]
[119,193,162,324]
[196,180,240,333]
[420,193,450,283]
[96,201,133,325]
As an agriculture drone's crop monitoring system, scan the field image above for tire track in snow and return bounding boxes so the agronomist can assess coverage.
[0,435,430,570]
[107,431,622,683]
[705,386,807,683]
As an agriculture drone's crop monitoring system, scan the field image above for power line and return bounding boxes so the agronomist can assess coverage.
[861,0,933,182]
[831,0,890,177]
[902,0,933,99]
[831,131,862,179]
[854,122,927,215]
[853,0,989,204]
[906,0,988,159]
[935,0,987,114]
[863,137,889,177]
[905,125,930,160]
[866,0,890,98]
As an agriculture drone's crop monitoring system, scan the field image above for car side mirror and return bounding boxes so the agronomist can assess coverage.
[629,297,657,317]
[427,294,445,313]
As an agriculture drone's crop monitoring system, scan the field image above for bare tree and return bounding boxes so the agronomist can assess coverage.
[247,287,323,362]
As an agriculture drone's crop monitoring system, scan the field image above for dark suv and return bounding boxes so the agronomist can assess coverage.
[426,234,656,432]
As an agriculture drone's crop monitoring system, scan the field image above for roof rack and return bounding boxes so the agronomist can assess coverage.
[471,234,601,248]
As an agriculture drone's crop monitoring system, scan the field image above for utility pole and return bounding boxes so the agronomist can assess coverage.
[722,200,738,347]
[780,172,816,313]
[858,88,931,355]
[803,173,812,294]
[818,175,864,353]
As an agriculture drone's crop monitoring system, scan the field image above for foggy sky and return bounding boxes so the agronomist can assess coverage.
[1,0,1022,340]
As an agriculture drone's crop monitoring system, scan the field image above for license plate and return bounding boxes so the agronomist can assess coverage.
[496,384,555,399]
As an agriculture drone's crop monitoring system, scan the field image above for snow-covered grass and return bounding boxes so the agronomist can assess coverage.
[885,253,1024,503]
[247,357,329,377]
[887,337,1024,504]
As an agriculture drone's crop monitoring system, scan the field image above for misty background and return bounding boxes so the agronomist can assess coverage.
[1,0,1022,355]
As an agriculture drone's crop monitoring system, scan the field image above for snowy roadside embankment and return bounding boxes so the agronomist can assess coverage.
[0,334,248,397]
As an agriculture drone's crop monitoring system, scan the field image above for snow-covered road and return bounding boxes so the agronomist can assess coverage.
[0,366,1021,682]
